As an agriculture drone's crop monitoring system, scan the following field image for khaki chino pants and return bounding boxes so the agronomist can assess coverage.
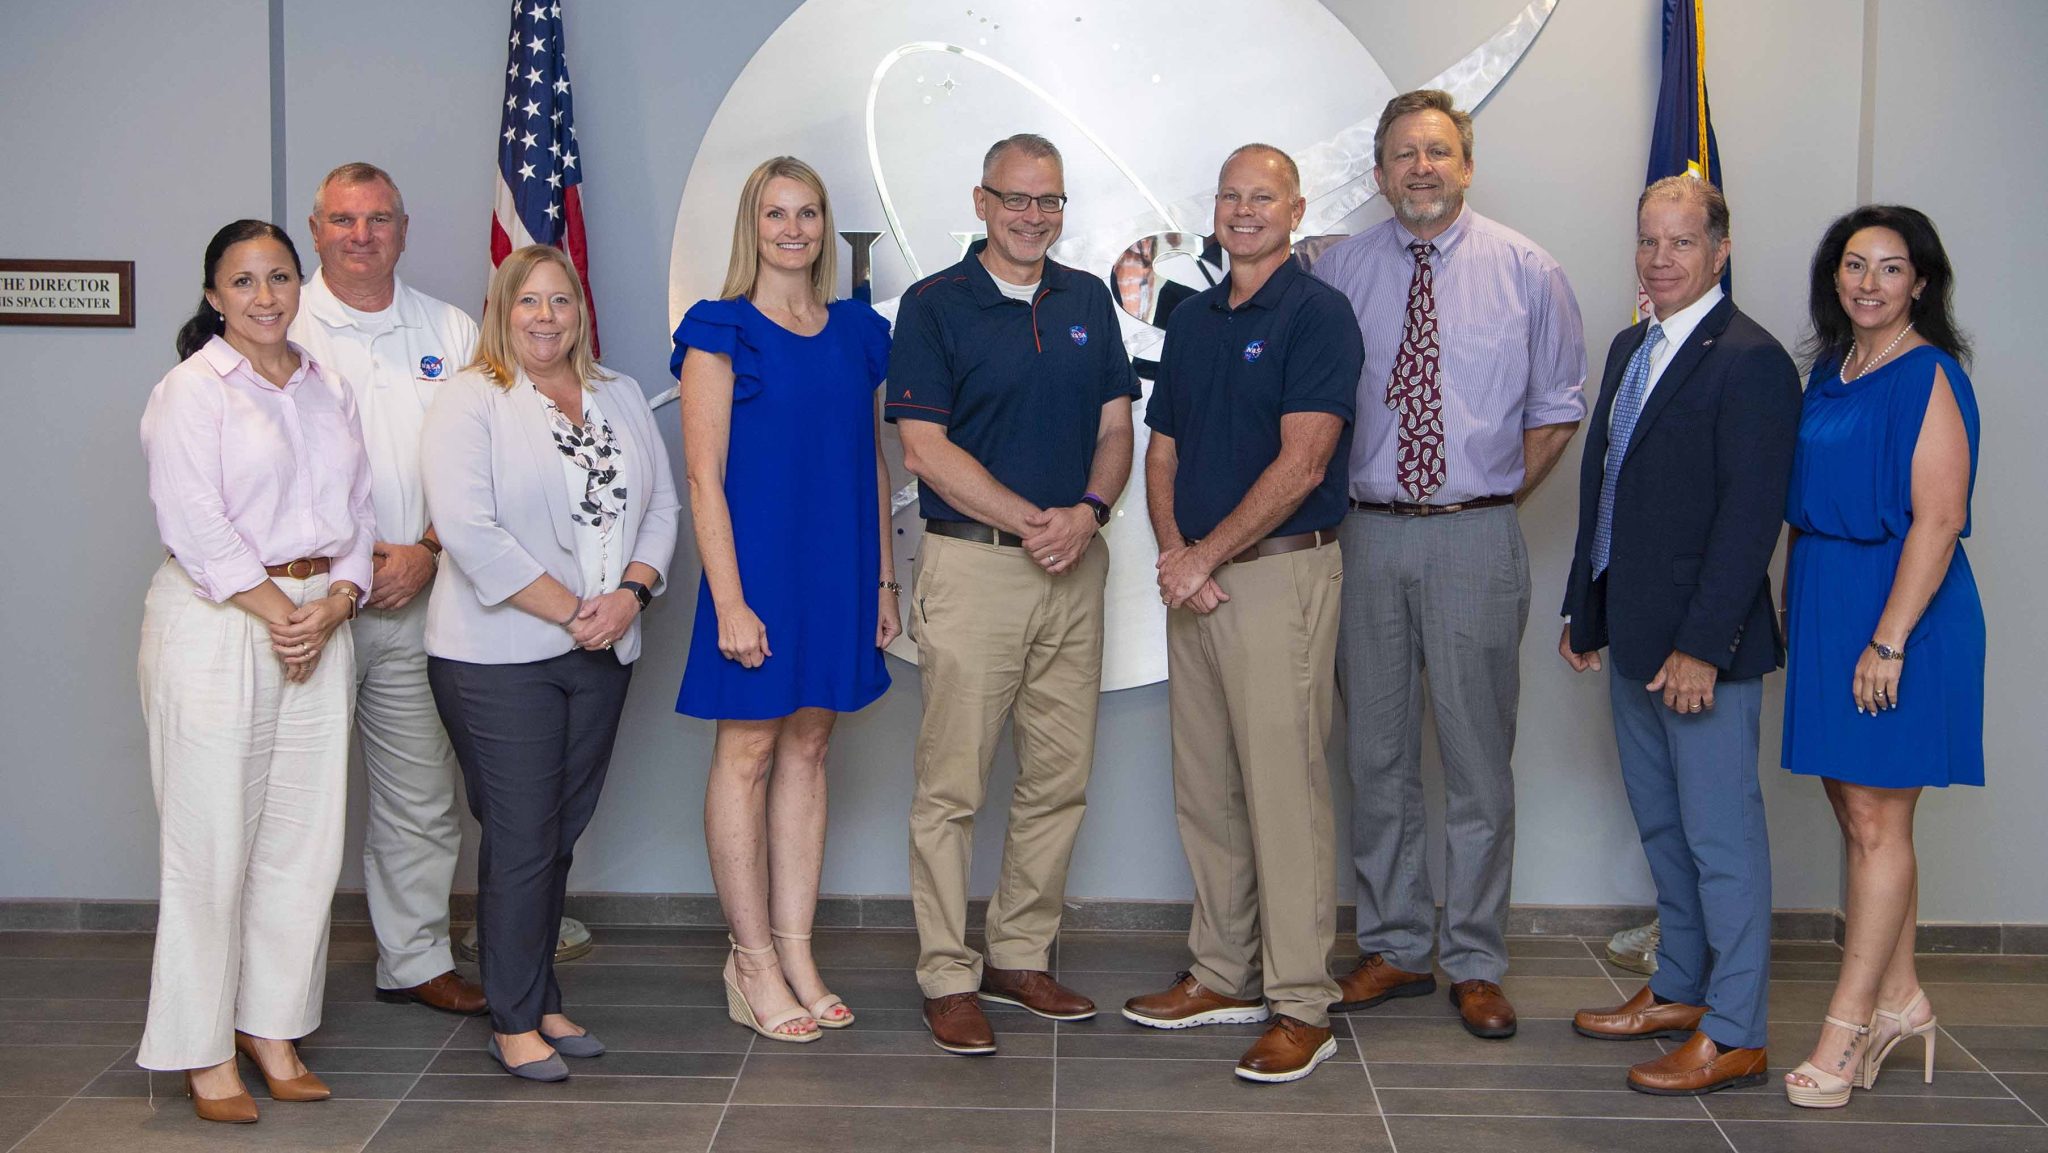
[1167,542,1343,1026]
[908,531,1107,997]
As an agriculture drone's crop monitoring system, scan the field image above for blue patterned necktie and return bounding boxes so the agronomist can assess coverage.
[1591,324,1664,579]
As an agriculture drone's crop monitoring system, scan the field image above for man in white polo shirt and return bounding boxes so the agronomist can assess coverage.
[289,162,485,1015]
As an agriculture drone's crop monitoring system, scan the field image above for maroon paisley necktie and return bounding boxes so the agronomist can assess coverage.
[1386,241,1444,501]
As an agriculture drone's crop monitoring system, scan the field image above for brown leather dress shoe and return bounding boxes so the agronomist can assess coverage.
[979,965,1097,1020]
[1121,971,1271,1029]
[376,969,488,1016]
[924,992,998,1055]
[234,1033,330,1101]
[1449,979,1517,1039]
[1333,952,1437,1012]
[184,1071,258,1124]
[1235,1015,1338,1083]
[1574,985,1707,1041]
[1627,1030,1768,1096]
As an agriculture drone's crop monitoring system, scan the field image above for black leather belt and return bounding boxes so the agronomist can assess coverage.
[924,519,1025,547]
[1349,495,1515,517]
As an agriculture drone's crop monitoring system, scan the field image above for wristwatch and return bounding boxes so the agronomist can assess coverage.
[1869,640,1905,661]
[620,580,653,612]
[1080,493,1112,526]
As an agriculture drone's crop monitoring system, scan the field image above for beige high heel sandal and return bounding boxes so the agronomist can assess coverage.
[1784,1014,1870,1109]
[1862,989,1937,1089]
[724,935,820,1043]
[771,927,854,1028]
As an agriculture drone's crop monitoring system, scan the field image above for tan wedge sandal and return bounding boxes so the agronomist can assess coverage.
[1862,989,1937,1089]
[1785,1013,1870,1108]
[724,935,820,1043]
[772,928,854,1028]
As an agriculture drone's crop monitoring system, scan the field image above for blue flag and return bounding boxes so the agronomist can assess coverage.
[1645,0,1729,299]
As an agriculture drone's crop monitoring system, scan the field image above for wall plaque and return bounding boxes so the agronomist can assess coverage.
[0,259,135,328]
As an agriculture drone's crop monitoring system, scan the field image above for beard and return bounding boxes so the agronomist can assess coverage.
[1394,187,1458,229]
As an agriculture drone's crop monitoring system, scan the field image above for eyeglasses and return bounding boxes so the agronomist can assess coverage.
[980,185,1068,214]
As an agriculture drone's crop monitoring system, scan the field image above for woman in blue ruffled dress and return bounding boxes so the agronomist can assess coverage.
[1781,206,1983,1108]
[673,157,897,1042]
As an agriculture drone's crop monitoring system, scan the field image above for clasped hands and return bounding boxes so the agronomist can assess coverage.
[1022,504,1098,576]
[1156,542,1230,615]
[566,590,640,653]
[267,591,354,683]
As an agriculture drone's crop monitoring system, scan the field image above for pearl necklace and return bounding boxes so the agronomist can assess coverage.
[1840,323,1915,383]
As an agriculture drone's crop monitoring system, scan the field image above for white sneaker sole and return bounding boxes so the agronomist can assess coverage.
[1121,1003,1272,1030]
[1236,1036,1338,1083]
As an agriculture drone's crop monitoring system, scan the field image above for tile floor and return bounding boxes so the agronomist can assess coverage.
[3,924,2046,1151]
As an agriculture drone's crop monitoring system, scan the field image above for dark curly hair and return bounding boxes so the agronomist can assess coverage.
[1802,204,1970,371]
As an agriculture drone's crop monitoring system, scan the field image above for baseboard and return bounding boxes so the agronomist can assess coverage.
[10,894,2041,953]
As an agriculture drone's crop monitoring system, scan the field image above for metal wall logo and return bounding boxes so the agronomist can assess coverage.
[667,0,1555,690]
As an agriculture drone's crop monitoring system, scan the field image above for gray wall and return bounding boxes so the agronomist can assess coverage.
[1,0,2037,922]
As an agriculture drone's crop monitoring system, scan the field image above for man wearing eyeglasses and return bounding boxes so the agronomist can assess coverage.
[887,133,1139,1056]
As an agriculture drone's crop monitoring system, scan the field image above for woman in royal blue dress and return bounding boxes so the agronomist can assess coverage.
[673,157,898,1042]
[1781,206,1982,1109]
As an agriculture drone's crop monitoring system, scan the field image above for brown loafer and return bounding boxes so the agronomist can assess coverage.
[1574,985,1707,1041]
[1235,1015,1338,1083]
[924,992,997,1055]
[375,969,488,1016]
[1333,952,1437,1012]
[1449,979,1517,1039]
[1627,1030,1768,1096]
[979,965,1096,1020]
[1121,971,1271,1030]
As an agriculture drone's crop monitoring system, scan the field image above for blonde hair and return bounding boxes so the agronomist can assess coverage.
[469,245,611,389]
[720,156,837,306]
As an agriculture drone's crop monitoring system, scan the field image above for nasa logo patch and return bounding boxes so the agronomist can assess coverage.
[1069,325,1088,347]
[419,355,445,379]
[1243,339,1266,363]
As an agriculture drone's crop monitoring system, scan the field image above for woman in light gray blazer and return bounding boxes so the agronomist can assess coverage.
[421,245,678,1082]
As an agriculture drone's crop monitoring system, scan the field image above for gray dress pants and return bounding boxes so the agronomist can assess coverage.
[1338,504,1528,983]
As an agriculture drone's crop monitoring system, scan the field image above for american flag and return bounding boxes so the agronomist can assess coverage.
[491,0,598,354]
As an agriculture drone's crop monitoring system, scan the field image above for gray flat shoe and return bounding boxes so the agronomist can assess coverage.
[543,1030,605,1058]
[489,1036,569,1081]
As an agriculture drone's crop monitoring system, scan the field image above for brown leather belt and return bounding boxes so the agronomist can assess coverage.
[264,557,332,579]
[1216,528,1335,565]
[1349,494,1514,517]
[925,519,1025,548]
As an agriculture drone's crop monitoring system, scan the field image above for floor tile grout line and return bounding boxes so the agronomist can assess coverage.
[1940,1025,2048,1127]
[353,1006,465,1150]
[703,1028,755,1152]
[0,1044,135,1153]
[1350,1013,1402,1153]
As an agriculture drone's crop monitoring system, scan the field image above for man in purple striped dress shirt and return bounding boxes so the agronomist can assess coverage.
[1311,90,1587,1041]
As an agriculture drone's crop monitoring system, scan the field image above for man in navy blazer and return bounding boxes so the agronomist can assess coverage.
[1559,177,1801,1096]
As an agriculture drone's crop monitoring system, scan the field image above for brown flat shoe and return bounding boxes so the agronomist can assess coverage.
[375,969,488,1016]
[1573,985,1707,1041]
[1235,1015,1338,1083]
[1449,979,1517,1039]
[1629,1030,1767,1096]
[234,1033,330,1101]
[924,992,997,1055]
[980,965,1096,1021]
[1333,952,1437,1012]
[1121,971,1270,1030]
[184,1070,258,1123]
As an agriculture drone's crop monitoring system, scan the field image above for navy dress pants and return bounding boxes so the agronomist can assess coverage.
[429,648,631,1035]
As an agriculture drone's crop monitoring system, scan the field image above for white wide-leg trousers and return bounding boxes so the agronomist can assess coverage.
[136,560,352,1070]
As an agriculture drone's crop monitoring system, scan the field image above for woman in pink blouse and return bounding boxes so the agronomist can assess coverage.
[137,219,376,1124]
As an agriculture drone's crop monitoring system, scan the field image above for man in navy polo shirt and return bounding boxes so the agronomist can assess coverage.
[886,133,1138,1057]
[1120,144,1361,1084]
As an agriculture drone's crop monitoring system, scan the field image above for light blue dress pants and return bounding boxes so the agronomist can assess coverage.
[1609,672,1772,1050]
